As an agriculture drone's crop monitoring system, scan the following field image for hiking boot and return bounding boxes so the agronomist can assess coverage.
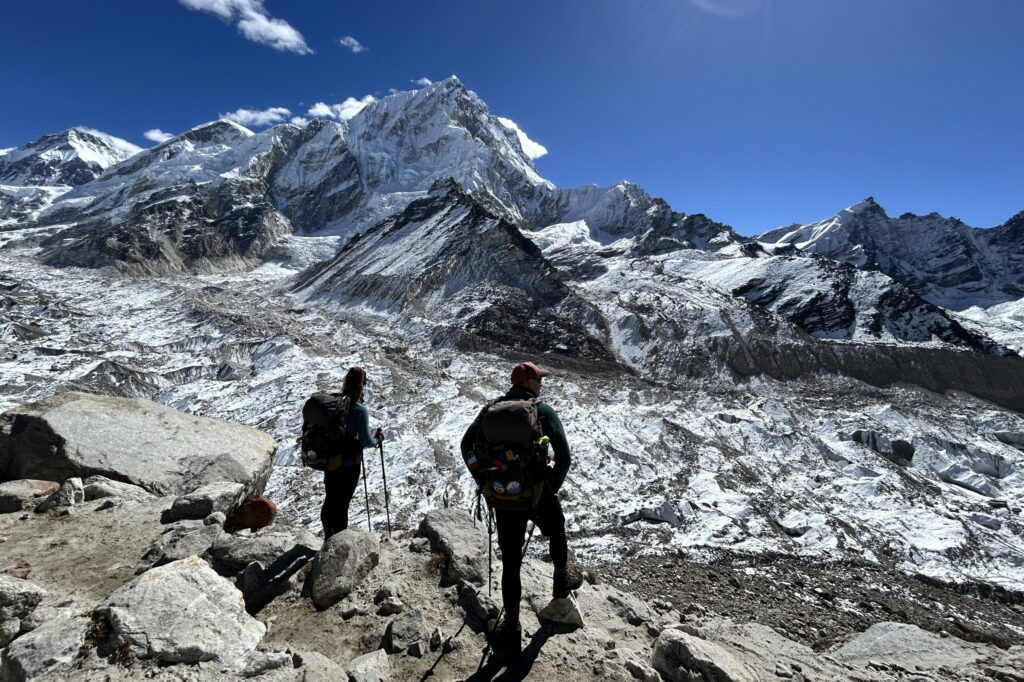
[491,614,522,655]
[553,562,584,598]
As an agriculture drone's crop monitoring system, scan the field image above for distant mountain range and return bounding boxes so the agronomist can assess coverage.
[2,76,1023,403]
[758,198,1024,310]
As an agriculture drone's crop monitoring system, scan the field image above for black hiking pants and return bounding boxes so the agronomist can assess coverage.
[494,488,568,624]
[321,460,361,539]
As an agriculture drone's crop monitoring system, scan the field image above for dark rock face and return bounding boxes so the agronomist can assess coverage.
[40,184,290,275]
[722,337,1024,414]
[849,430,915,466]
[457,284,615,362]
[294,183,614,362]
[628,211,742,256]
[0,186,65,225]
[269,120,367,232]
[68,360,164,398]
[728,256,1009,353]
[731,259,857,339]
[980,210,1024,300]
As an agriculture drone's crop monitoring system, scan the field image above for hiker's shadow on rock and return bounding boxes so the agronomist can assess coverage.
[465,628,551,682]
[246,545,317,615]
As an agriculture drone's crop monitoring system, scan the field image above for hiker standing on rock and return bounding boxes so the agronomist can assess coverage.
[460,361,583,653]
[300,367,383,539]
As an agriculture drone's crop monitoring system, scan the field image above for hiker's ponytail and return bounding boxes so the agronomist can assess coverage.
[343,367,367,403]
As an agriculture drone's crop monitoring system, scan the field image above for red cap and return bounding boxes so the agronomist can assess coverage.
[510,361,551,385]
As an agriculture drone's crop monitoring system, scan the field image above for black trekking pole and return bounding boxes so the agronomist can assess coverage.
[360,454,372,533]
[377,438,392,538]
[487,507,494,597]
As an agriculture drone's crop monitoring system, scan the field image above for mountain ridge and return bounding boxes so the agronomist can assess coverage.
[758,197,1024,311]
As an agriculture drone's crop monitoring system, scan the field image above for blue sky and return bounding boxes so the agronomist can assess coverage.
[3,0,1021,234]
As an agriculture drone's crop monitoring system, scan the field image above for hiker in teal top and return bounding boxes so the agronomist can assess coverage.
[347,399,379,449]
[321,367,383,539]
[460,361,582,654]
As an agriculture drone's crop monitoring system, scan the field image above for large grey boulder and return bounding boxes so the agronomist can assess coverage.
[240,650,293,678]
[306,530,380,610]
[416,508,487,586]
[0,392,275,496]
[0,575,47,647]
[346,648,390,682]
[0,480,58,513]
[0,613,91,682]
[162,481,246,523]
[0,576,47,622]
[652,628,758,682]
[665,619,869,682]
[834,621,986,669]
[82,475,155,502]
[532,595,585,630]
[294,650,348,681]
[208,527,322,577]
[96,555,266,665]
[383,608,426,656]
[456,580,498,630]
[141,520,226,567]
[606,591,657,626]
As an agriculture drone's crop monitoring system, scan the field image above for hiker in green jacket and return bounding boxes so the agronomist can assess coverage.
[460,361,582,653]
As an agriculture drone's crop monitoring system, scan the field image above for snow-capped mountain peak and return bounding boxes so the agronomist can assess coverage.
[0,127,140,187]
[168,119,257,147]
[343,75,553,215]
[846,196,886,216]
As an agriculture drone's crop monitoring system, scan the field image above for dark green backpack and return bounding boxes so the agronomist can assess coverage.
[472,398,550,510]
[298,393,352,471]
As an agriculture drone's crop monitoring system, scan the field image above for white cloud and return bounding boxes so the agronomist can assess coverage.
[178,0,312,54]
[306,95,377,121]
[220,106,292,127]
[144,129,175,144]
[306,102,335,118]
[77,127,144,157]
[686,0,763,18]
[338,36,367,54]
[496,117,548,160]
[290,116,310,126]
[412,77,432,87]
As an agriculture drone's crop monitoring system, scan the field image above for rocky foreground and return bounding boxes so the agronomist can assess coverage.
[1,393,1022,681]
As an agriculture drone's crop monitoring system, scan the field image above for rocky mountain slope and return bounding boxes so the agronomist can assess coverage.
[1,395,1020,681]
